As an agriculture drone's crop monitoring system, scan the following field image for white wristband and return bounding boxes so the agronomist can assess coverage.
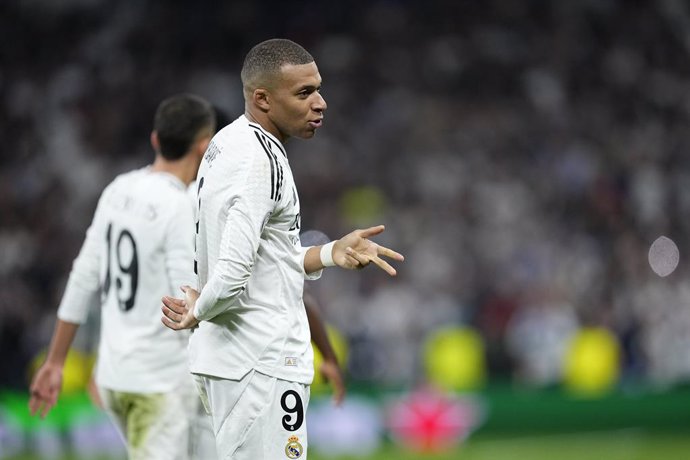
[320,241,336,267]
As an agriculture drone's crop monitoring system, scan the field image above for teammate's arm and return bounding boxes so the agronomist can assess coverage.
[304,290,345,405]
[303,225,404,275]
[29,320,79,418]
[29,197,105,418]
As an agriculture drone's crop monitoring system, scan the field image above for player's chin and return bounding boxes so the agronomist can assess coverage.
[297,128,318,139]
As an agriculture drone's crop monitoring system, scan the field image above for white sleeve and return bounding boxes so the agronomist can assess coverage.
[193,154,275,321]
[57,195,106,324]
[164,195,197,293]
[300,246,323,280]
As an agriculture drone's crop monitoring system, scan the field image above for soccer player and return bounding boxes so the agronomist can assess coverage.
[29,94,216,460]
[161,38,403,459]
[187,108,344,458]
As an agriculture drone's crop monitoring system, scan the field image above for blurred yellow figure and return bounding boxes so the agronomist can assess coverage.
[29,349,94,395]
[312,324,348,393]
[563,327,621,397]
[424,326,486,392]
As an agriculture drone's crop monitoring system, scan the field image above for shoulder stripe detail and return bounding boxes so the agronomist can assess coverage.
[276,154,283,201]
[255,132,275,199]
[254,131,283,201]
[248,122,287,157]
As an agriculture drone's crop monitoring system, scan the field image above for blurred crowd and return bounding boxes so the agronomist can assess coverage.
[2,0,690,392]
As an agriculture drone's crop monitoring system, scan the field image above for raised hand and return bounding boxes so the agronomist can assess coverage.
[333,225,404,276]
[161,285,200,331]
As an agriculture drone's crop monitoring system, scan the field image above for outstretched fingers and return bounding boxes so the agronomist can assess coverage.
[372,256,398,276]
[372,244,404,275]
[346,247,398,276]
[357,225,386,239]
[378,245,405,262]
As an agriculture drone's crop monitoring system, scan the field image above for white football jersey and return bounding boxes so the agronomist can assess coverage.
[189,115,319,384]
[57,167,196,393]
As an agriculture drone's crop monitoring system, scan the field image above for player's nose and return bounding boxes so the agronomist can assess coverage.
[312,92,327,113]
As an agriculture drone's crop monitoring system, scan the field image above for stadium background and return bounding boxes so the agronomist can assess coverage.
[2,0,690,458]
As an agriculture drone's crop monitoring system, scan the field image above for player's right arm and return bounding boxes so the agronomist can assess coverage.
[28,319,79,418]
[163,144,276,329]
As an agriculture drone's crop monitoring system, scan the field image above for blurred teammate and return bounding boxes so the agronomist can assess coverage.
[161,38,403,459]
[29,94,216,460]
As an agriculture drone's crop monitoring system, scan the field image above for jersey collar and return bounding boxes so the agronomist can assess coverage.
[243,115,287,158]
[146,166,186,190]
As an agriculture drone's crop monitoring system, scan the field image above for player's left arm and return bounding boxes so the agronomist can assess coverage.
[304,289,345,405]
[303,225,404,275]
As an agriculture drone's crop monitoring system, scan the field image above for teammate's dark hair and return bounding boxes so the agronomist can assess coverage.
[154,94,215,160]
[241,39,314,92]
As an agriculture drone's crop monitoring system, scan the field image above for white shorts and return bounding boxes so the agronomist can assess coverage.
[190,389,218,460]
[195,370,310,460]
[98,377,197,460]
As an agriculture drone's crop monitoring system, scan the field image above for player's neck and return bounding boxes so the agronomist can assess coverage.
[150,155,196,186]
[245,108,285,144]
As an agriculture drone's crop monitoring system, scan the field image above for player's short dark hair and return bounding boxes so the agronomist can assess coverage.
[154,93,215,160]
[241,39,314,92]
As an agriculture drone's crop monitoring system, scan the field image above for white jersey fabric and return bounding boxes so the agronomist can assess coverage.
[57,167,196,393]
[190,115,320,385]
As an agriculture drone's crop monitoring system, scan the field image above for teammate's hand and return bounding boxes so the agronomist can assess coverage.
[320,359,346,406]
[28,363,63,419]
[333,225,404,275]
[161,285,200,331]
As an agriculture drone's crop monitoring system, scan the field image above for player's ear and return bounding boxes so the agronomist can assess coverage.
[253,88,270,112]
[150,131,160,152]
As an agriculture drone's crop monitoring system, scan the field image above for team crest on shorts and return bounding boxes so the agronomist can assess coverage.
[284,435,303,458]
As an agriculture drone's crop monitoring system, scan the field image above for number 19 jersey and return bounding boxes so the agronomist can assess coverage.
[57,167,196,393]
